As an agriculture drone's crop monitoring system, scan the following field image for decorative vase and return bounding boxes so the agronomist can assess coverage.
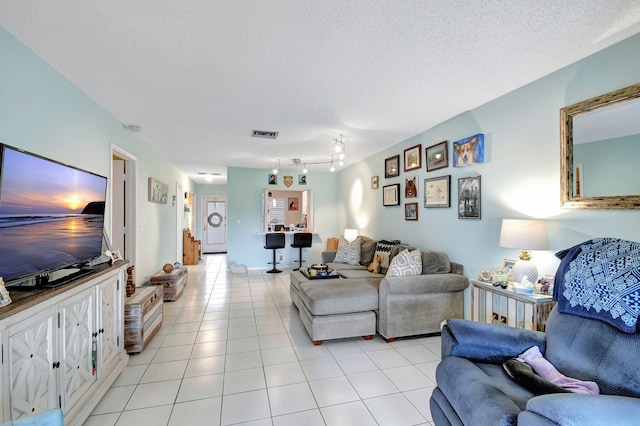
[126,266,136,297]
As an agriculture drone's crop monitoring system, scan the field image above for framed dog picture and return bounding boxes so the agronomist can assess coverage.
[405,202,418,220]
[385,155,400,178]
[426,141,448,172]
[383,183,400,206]
[404,144,422,172]
[458,175,481,219]
[424,175,451,208]
[453,134,484,167]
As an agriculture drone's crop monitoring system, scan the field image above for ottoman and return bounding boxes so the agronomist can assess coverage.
[290,271,379,345]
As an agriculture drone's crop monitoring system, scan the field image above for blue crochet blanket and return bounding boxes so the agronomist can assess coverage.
[554,238,640,333]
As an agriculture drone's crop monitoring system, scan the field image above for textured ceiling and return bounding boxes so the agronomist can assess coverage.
[2,1,640,183]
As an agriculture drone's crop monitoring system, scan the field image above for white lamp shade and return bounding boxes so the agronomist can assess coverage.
[499,219,548,250]
[344,229,358,242]
[499,219,548,283]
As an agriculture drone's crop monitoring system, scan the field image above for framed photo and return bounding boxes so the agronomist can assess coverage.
[299,174,307,185]
[111,249,124,263]
[371,175,379,189]
[405,202,418,220]
[148,177,168,204]
[404,176,418,198]
[288,197,299,211]
[426,141,448,172]
[424,175,451,208]
[504,259,517,281]
[385,155,400,178]
[453,134,484,167]
[383,183,400,206]
[268,174,277,185]
[404,144,422,172]
[458,175,481,219]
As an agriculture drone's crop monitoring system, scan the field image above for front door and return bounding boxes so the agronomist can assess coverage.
[202,196,227,253]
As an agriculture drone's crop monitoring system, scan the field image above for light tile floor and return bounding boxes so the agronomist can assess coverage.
[84,254,439,426]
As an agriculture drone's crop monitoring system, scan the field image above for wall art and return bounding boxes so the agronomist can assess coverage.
[453,134,484,167]
[424,175,451,208]
[383,183,400,206]
[405,202,418,220]
[404,144,422,172]
[458,175,481,219]
[404,176,418,198]
[371,175,379,189]
[148,177,168,204]
[385,155,400,178]
[268,174,277,185]
[426,140,448,172]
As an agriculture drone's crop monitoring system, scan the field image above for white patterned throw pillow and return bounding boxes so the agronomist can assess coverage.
[386,249,422,277]
[334,236,361,265]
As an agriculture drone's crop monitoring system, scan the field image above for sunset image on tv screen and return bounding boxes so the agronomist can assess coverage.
[0,146,107,282]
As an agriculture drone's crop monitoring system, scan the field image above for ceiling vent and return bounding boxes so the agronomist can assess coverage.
[251,129,279,139]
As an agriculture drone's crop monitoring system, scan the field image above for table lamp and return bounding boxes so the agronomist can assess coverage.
[498,219,548,283]
[344,228,359,242]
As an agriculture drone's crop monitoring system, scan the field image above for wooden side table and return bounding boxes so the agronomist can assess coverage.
[470,279,556,331]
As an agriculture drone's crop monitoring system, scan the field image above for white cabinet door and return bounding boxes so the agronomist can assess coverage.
[59,288,95,411]
[98,276,121,373]
[7,307,58,420]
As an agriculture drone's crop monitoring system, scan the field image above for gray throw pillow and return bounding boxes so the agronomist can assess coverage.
[334,236,361,265]
[359,237,378,266]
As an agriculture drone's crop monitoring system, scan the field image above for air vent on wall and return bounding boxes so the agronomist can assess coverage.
[251,130,279,139]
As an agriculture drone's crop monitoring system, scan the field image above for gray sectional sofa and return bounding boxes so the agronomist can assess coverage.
[289,236,468,344]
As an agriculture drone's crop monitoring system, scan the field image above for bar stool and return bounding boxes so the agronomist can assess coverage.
[291,232,313,271]
[264,233,285,273]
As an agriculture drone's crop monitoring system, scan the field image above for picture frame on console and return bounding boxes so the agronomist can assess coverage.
[383,183,400,206]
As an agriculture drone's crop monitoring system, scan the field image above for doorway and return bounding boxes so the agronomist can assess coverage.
[111,146,137,265]
[202,196,227,253]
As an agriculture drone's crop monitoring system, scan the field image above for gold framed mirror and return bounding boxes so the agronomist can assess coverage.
[560,82,640,209]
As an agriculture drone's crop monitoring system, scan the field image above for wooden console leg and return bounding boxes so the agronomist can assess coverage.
[363,335,374,340]
[384,337,395,343]
[313,340,323,346]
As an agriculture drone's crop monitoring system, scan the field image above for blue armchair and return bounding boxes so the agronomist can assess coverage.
[431,238,640,425]
[430,306,640,425]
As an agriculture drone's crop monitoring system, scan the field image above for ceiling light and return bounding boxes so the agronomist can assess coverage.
[303,164,308,174]
[338,152,345,160]
[338,160,344,167]
[334,134,345,153]
[204,175,214,182]
[273,159,280,174]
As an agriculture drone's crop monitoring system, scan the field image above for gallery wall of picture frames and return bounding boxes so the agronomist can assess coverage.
[377,134,485,220]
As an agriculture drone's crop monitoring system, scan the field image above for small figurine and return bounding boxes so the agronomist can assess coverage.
[537,278,551,295]
[0,277,12,308]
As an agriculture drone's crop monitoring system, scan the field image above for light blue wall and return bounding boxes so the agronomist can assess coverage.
[335,33,640,317]
[0,27,195,284]
[226,167,336,268]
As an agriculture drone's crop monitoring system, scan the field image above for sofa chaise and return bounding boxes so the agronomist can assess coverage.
[289,236,468,344]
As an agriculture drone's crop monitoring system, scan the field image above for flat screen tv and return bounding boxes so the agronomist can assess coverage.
[0,144,107,285]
